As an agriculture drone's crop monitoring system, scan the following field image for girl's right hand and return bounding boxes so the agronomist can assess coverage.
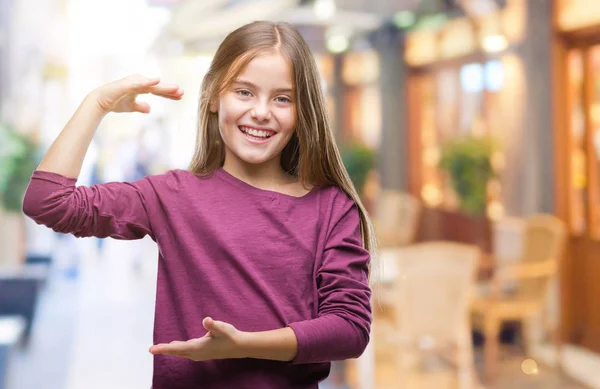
[90,74,184,115]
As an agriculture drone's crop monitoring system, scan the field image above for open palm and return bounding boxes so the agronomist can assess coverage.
[149,317,245,361]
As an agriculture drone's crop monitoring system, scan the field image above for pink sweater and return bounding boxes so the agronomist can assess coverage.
[23,167,372,389]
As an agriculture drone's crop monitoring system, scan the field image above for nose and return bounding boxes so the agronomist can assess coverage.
[250,99,271,122]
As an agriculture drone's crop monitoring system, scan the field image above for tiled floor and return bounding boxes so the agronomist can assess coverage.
[339,348,587,389]
[477,356,584,389]
[6,237,156,389]
[3,237,590,389]
[4,266,79,389]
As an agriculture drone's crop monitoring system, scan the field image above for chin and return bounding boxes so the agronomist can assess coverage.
[236,152,276,166]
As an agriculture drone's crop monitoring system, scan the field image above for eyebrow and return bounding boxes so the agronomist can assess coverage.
[233,79,293,94]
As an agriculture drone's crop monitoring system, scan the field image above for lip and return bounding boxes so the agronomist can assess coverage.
[238,125,276,144]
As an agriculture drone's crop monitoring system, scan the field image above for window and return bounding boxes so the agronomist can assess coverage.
[417,60,506,218]
[567,45,600,238]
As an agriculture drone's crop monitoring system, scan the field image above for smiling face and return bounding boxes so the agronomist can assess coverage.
[212,51,296,173]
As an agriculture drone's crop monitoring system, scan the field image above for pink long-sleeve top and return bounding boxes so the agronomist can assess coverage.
[22,167,372,389]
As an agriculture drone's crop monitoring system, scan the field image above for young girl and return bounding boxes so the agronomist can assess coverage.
[23,21,376,388]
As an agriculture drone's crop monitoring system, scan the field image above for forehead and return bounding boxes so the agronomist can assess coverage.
[236,52,293,89]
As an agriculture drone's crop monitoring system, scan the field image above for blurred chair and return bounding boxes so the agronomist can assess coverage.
[471,214,567,381]
[377,242,480,389]
[491,217,525,267]
[371,190,422,358]
[372,190,421,249]
[0,316,25,389]
[0,264,48,345]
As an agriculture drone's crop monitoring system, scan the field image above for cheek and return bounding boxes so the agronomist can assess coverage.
[278,109,296,133]
[218,101,233,125]
[217,106,239,143]
[219,97,245,124]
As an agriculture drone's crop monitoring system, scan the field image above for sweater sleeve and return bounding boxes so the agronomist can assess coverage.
[22,170,156,240]
[288,192,372,364]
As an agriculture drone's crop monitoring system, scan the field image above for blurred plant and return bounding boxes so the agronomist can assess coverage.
[340,143,375,197]
[439,135,498,216]
[0,122,40,212]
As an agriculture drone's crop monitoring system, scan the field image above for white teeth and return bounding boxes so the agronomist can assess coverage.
[240,126,272,138]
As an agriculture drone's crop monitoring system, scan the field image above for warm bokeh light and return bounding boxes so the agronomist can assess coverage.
[521,359,539,375]
[487,201,505,220]
[422,184,443,207]
[482,34,509,53]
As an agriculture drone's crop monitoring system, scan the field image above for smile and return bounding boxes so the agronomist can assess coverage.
[238,126,276,142]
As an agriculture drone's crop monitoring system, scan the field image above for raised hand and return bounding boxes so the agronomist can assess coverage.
[90,74,184,115]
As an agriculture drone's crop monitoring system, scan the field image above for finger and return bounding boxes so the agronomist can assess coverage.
[149,343,168,354]
[146,84,182,96]
[203,317,232,336]
[151,346,188,358]
[135,101,151,114]
[135,85,183,101]
[151,90,184,100]
[147,83,179,91]
[138,77,160,88]
[146,77,161,85]
[125,75,160,92]
[152,348,187,358]
[202,317,214,332]
[150,340,188,355]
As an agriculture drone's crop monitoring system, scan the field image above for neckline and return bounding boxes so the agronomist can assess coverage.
[214,167,319,200]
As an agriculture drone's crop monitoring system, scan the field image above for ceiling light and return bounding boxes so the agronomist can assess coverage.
[326,34,349,54]
[314,0,336,20]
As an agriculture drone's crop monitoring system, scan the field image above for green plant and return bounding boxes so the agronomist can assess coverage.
[340,143,375,196]
[0,122,40,212]
[439,135,498,216]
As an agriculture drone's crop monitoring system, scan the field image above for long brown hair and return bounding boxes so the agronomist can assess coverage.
[188,21,378,272]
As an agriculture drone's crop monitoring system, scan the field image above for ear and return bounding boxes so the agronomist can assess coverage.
[209,99,218,113]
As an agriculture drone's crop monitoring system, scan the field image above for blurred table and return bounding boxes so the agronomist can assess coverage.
[379,245,495,284]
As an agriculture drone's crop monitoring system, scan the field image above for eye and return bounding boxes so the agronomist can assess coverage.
[236,90,252,98]
[275,96,292,104]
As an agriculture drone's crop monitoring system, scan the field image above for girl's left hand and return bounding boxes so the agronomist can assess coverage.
[149,317,247,361]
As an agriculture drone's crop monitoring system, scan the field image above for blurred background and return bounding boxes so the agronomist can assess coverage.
[0,0,599,388]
